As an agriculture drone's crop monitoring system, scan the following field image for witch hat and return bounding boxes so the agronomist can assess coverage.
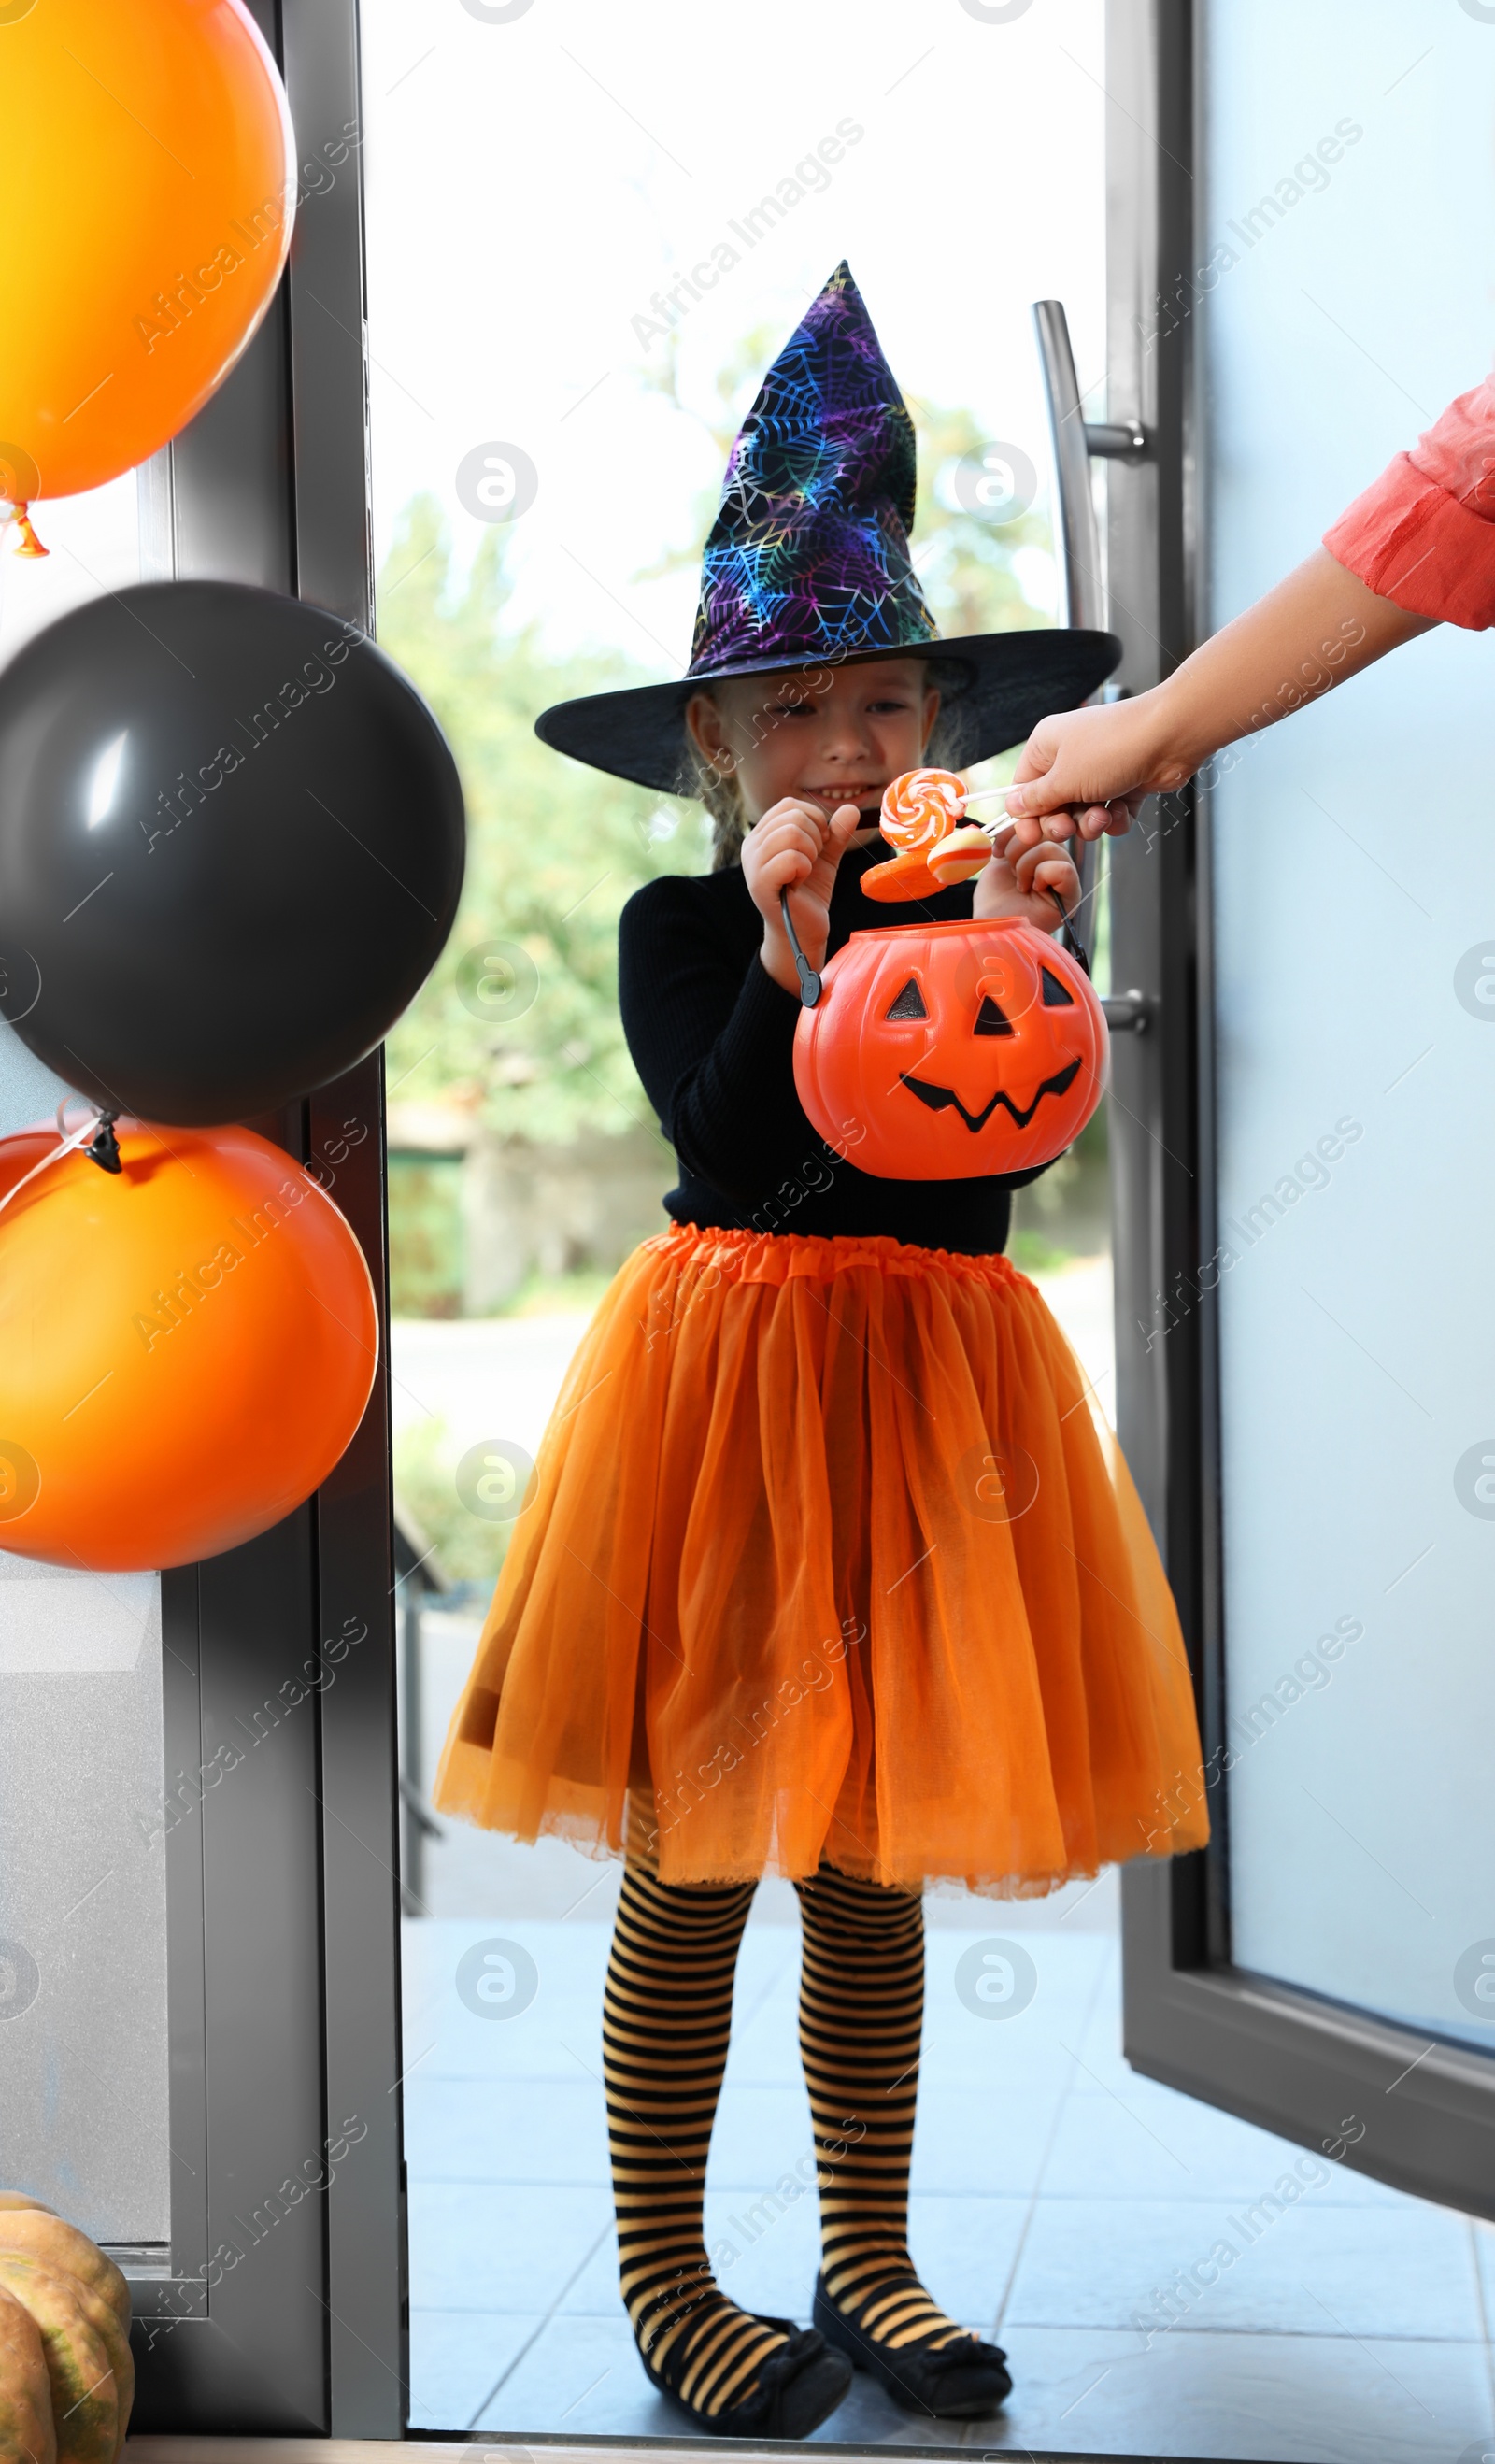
[535,263,1118,794]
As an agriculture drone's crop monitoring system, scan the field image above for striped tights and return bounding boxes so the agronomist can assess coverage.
[602,1836,965,2418]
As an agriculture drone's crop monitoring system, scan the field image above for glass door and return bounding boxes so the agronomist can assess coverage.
[1204,0,1495,2061]
[1110,0,1495,2223]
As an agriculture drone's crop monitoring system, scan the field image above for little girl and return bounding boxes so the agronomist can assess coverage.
[435,263,1208,2438]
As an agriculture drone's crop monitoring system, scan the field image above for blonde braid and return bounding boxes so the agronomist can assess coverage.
[682,689,749,871]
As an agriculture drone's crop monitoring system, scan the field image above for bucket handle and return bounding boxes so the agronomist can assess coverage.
[778,887,822,1007]
[1046,885,1091,976]
[782,882,1089,1003]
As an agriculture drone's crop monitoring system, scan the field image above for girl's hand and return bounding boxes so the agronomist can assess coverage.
[972,828,1082,933]
[743,795,861,993]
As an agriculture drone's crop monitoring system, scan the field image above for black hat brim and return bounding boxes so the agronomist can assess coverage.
[534,627,1122,797]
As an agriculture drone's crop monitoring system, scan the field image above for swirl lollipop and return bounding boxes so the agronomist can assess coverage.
[879,767,968,850]
[865,767,995,902]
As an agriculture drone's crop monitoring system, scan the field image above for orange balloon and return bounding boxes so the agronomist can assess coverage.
[0,0,294,515]
[0,1119,377,1572]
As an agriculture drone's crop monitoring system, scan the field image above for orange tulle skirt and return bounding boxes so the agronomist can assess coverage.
[434,1225,1208,1896]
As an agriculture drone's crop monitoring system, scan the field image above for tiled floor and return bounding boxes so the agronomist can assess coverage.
[401,1906,1495,2459]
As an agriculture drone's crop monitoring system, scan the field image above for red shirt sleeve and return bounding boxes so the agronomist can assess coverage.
[1322,377,1495,629]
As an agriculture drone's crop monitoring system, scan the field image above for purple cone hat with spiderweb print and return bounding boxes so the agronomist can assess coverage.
[689,261,936,675]
[534,263,1119,795]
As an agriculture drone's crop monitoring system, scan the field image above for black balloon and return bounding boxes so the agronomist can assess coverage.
[0,581,464,1123]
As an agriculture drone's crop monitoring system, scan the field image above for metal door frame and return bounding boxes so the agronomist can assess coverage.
[1105,0,1495,2220]
[125,0,406,2433]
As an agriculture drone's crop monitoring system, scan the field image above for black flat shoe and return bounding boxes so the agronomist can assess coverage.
[640,2314,853,2438]
[814,2270,1012,2419]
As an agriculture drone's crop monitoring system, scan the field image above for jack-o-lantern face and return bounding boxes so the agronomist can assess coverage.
[793,918,1107,1179]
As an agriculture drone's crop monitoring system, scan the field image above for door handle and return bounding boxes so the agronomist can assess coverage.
[1102,990,1154,1033]
[1031,298,1151,633]
[1084,421,1149,462]
[1031,300,1152,911]
[1032,297,1104,634]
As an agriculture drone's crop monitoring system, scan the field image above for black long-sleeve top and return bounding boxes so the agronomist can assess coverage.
[618,838,1052,1255]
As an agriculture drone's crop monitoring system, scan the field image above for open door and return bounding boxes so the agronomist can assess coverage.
[1106,0,1495,2215]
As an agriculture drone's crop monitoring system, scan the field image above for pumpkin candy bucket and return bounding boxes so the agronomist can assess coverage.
[790,914,1107,1180]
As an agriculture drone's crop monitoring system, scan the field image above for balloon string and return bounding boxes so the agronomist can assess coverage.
[3,505,49,560]
[0,1104,113,1226]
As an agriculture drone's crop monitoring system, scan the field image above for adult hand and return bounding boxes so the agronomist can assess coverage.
[742,796,861,994]
[1001,691,1191,852]
[1002,549,1435,854]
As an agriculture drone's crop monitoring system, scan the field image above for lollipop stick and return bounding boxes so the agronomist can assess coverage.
[946,784,1011,839]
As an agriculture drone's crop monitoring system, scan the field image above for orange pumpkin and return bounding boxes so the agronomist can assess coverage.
[793,917,1107,1180]
[0,2286,54,2464]
[0,2257,121,2464]
[0,2201,132,2464]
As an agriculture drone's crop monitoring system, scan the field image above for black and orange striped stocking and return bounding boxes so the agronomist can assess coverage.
[602,1837,791,2416]
[603,1830,968,2415]
[794,1861,968,2352]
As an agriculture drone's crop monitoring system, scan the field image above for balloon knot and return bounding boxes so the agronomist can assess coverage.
[8,506,49,559]
[85,1115,122,1175]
